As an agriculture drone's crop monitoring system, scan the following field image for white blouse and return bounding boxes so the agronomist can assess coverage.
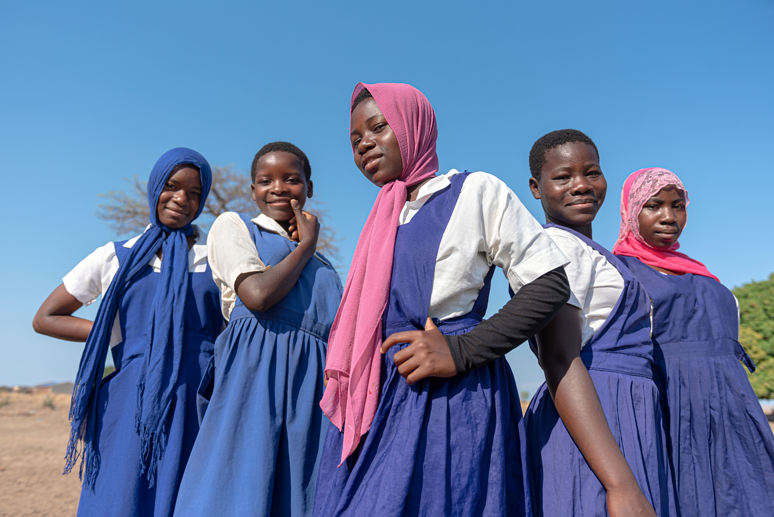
[207,213,332,320]
[403,170,569,321]
[62,225,209,347]
[544,226,625,348]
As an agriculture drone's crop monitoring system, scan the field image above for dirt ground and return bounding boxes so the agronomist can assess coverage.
[0,393,80,517]
[0,393,772,517]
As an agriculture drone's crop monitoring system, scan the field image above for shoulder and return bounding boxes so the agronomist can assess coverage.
[454,170,511,195]
[210,212,250,237]
[545,228,593,259]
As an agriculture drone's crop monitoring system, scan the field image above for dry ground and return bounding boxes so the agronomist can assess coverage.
[0,393,771,516]
[0,393,80,517]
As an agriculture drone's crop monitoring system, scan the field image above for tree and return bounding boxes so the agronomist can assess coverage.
[96,165,340,262]
[733,274,774,399]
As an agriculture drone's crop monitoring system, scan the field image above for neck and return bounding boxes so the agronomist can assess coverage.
[545,215,593,239]
[406,177,434,202]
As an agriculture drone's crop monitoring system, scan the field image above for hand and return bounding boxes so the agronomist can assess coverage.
[606,484,656,517]
[288,200,320,246]
[380,318,457,385]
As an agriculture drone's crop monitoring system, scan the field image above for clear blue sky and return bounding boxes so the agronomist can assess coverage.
[2,1,772,395]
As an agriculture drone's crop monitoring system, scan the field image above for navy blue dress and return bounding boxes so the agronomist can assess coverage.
[620,255,774,516]
[314,173,530,517]
[174,214,342,517]
[77,241,223,516]
[525,226,677,517]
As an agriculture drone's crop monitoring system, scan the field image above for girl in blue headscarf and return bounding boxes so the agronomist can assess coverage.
[33,148,224,516]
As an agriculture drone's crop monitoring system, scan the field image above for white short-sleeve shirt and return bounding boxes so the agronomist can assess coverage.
[207,212,332,320]
[544,226,625,348]
[62,225,209,347]
[401,170,570,321]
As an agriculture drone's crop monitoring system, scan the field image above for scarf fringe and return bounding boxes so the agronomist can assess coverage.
[137,422,167,488]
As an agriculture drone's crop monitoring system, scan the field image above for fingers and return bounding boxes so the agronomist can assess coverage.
[424,317,438,332]
[290,199,303,214]
[381,330,417,353]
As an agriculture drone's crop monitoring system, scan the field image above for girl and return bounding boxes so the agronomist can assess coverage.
[523,130,675,516]
[614,167,774,516]
[32,148,223,516]
[173,142,342,517]
[314,83,571,516]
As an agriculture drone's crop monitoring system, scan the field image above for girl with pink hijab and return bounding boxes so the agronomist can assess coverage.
[314,82,571,516]
[614,167,774,516]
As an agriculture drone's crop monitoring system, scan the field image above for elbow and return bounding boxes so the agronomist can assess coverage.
[242,295,274,314]
[32,314,45,335]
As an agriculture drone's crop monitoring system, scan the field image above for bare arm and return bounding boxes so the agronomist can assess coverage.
[32,284,93,342]
[235,200,320,313]
[536,305,655,517]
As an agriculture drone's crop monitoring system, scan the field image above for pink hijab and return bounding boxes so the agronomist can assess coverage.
[320,83,439,463]
[612,167,719,282]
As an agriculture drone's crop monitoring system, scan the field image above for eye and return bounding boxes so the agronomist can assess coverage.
[257,178,271,185]
[587,170,602,177]
[352,137,361,149]
[553,175,570,182]
[191,191,201,199]
[374,123,386,133]
[644,204,658,210]
[164,183,175,190]
[286,178,300,184]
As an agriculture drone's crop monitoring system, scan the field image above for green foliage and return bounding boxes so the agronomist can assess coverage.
[43,395,54,408]
[103,365,116,379]
[733,273,774,399]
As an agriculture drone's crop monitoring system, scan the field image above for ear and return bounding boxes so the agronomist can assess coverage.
[528,177,542,200]
[306,180,314,199]
[251,184,257,203]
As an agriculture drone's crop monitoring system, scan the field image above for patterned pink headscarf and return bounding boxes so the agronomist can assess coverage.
[320,83,439,464]
[612,167,719,282]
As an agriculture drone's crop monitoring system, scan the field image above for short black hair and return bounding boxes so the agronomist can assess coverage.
[251,141,312,183]
[351,87,373,113]
[529,129,599,179]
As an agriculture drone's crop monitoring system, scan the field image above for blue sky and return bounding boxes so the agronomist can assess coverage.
[1,1,772,394]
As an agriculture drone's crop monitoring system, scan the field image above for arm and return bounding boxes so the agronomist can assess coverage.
[236,201,320,313]
[32,284,92,342]
[537,305,655,517]
[381,267,570,383]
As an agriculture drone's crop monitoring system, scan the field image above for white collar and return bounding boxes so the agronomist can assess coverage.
[123,224,208,269]
[403,169,462,210]
[251,213,331,266]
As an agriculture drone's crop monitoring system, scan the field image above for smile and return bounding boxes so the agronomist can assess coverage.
[362,154,381,173]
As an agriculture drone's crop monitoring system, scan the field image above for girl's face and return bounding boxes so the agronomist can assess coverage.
[637,186,687,248]
[156,166,202,229]
[251,151,312,223]
[350,98,403,187]
[529,142,606,229]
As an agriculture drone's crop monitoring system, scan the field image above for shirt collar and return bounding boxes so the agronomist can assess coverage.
[403,169,462,210]
[251,213,331,266]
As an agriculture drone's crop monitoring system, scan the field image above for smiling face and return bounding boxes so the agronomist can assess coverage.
[350,98,403,187]
[156,166,202,229]
[529,141,606,235]
[251,151,312,225]
[637,186,687,248]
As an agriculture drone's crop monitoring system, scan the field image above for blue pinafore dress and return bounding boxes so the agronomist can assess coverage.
[173,214,342,517]
[77,240,223,517]
[314,172,530,517]
[525,226,677,517]
[619,255,774,516]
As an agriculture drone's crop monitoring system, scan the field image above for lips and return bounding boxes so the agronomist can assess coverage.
[164,206,188,217]
[568,198,597,206]
[362,153,382,173]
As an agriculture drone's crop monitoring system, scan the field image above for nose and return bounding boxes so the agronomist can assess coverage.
[171,188,189,207]
[570,175,592,195]
[660,207,677,223]
[356,133,375,154]
[270,179,289,195]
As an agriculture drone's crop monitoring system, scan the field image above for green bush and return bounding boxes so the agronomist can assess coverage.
[733,274,774,399]
[103,365,116,378]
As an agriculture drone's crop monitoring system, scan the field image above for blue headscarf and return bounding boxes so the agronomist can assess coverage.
[65,148,212,489]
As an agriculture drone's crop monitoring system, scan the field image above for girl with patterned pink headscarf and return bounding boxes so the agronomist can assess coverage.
[615,167,774,516]
[314,83,571,516]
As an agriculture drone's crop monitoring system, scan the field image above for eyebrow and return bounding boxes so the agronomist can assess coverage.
[350,114,385,136]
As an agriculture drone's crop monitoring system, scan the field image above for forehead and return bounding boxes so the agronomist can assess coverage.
[255,151,303,173]
[350,98,384,130]
[543,141,599,169]
[650,185,685,200]
[167,165,201,186]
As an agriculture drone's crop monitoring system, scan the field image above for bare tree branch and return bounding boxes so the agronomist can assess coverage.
[95,165,341,262]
